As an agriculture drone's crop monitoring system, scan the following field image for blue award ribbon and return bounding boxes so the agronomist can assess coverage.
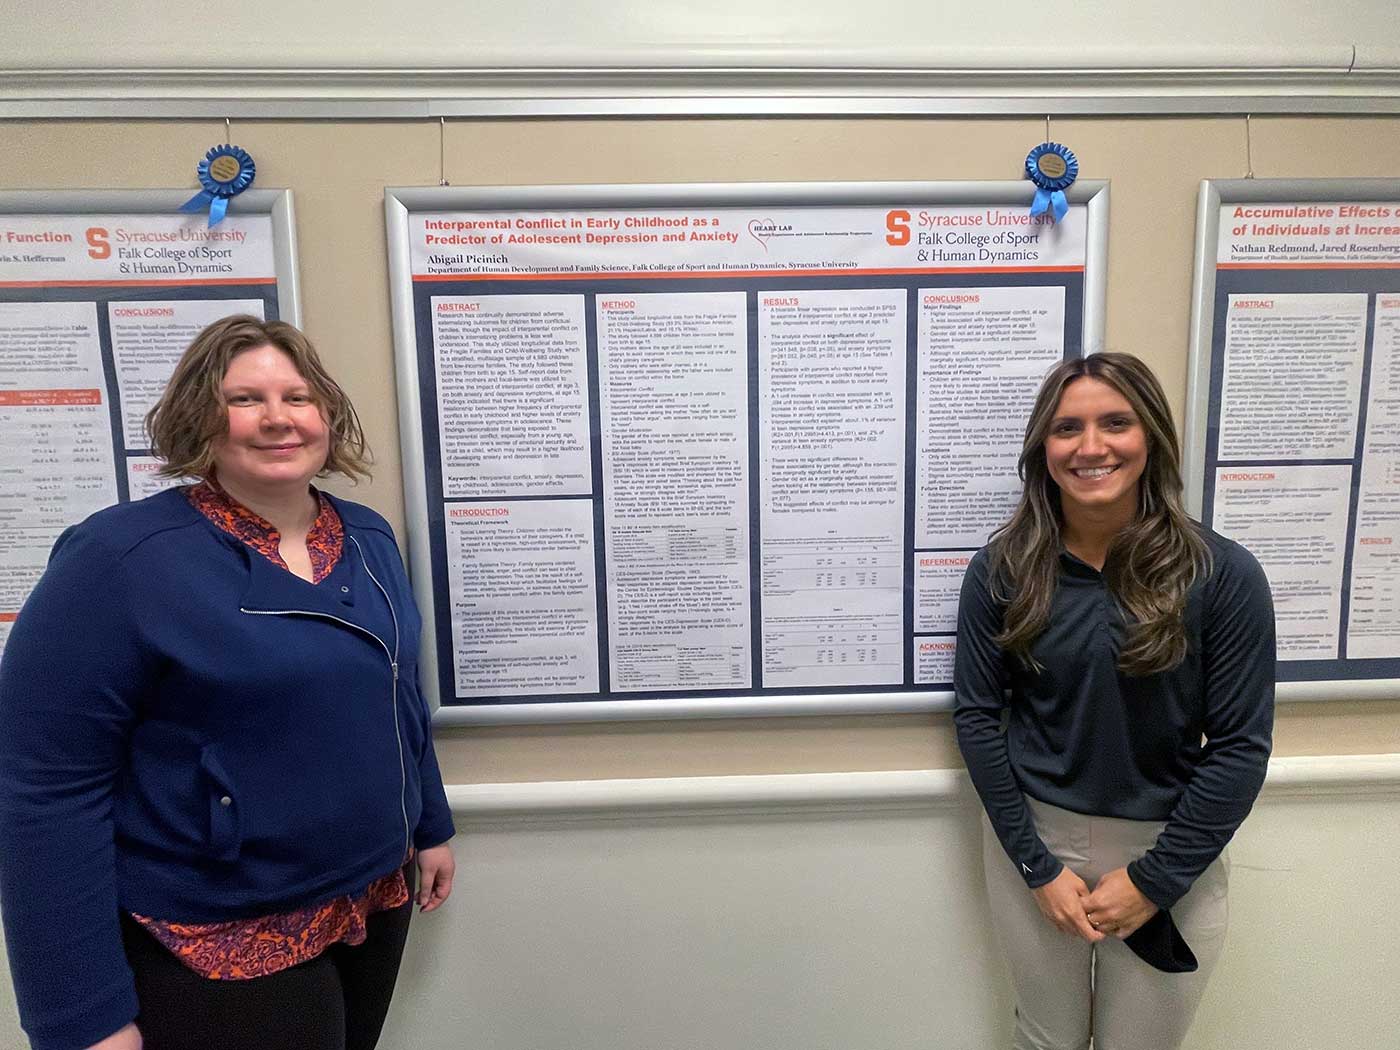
[1025,142,1079,223]
[179,145,256,226]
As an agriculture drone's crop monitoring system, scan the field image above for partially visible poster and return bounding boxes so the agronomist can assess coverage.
[388,183,1108,717]
[0,194,296,661]
[1191,181,1400,691]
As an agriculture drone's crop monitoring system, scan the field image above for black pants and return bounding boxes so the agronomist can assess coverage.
[120,887,413,1050]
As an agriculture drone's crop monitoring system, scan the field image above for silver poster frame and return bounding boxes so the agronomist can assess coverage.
[1186,177,1400,703]
[386,180,1109,724]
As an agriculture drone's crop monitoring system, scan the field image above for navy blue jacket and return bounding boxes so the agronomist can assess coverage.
[0,488,455,1050]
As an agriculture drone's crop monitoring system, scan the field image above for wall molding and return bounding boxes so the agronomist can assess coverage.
[5,66,1400,119]
[445,753,1400,823]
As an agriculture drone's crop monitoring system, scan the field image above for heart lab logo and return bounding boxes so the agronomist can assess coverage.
[748,218,793,251]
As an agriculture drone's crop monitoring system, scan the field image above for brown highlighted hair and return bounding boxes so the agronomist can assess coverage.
[987,352,1208,676]
[145,314,371,481]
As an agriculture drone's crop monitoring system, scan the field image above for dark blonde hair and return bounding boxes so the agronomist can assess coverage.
[145,315,371,481]
[988,352,1208,676]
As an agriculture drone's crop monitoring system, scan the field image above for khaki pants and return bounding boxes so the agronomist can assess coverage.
[982,797,1230,1050]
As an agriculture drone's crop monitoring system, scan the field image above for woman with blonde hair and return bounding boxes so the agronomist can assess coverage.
[0,315,455,1050]
[955,352,1274,1050]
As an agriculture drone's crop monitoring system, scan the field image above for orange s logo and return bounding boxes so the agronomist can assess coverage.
[885,210,910,246]
[86,227,110,260]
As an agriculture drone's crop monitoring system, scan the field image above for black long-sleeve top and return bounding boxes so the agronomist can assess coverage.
[953,527,1275,909]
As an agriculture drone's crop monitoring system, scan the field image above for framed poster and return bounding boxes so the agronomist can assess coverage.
[1187,178,1400,701]
[386,181,1109,722]
[0,189,299,660]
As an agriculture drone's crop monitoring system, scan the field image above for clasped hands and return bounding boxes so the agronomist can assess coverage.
[1031,865,1157,942]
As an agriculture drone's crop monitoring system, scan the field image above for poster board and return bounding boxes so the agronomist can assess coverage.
[386,181,1109,723]
[0,189,299,661]
[1187,178,1400,702]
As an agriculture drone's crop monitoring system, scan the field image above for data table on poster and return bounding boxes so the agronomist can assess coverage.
[390,185,1107,714]
[1191,182,1400,691]
[0,199,293,660]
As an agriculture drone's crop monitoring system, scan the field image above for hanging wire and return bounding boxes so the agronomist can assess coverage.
[1045,114,1051,142]
[1244,113,1255,179]
[439,118,450,187]
[224,117,231,144]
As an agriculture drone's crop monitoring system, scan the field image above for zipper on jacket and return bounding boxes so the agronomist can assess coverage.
[239,536,411,862]
[350,537,410,861]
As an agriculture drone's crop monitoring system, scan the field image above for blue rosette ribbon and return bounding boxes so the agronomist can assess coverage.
[1025,142,1079,223]
[179,144,256,226]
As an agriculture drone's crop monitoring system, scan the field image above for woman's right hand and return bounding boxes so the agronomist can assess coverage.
[86,1022,142,1050]
[1030,867,1104,943]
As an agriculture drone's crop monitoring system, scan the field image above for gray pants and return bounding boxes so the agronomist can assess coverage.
[982,797,1229,1050]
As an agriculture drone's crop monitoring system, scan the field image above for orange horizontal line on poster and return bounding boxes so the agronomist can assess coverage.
[414,265,1084,282]
[0,389,103,406]
[0,613,18,623]
[1217,262,1400,270]
[0,277,276,288]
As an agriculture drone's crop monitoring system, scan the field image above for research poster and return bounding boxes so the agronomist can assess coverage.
[1196,188,1400,684]
[396,187,1100,710]
[0,204,287,660]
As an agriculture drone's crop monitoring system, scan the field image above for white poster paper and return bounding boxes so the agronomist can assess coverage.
[598,292,752,692]
[430,295,592,497]
[444,499,600,697]
[758,288,905,687]
[916,285,1065,548]
[1214,465,1350,660]
[108,298,265,447]
[1218,294,1366,461]
[0,301,118,657]
[1348,296,1400,657]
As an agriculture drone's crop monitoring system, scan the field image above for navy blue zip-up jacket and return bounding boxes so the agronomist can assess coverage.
[0,488,456,1050]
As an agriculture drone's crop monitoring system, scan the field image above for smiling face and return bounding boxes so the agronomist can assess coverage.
[210,344,330,498]
[1043,375,1149,524]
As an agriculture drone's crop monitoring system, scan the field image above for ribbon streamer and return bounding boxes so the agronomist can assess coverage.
[179,145,256,227]
[1024,142,1079,223]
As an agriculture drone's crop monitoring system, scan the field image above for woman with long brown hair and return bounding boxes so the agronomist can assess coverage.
[955,352,1274,1049]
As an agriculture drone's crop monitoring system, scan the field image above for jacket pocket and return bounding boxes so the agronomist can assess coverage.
[200,745,242,863]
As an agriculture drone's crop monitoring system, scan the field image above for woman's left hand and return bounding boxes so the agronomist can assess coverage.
[415,842,456,913]
[1083,867,1158,938]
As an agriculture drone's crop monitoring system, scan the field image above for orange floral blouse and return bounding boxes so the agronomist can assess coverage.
[129,481,410,980]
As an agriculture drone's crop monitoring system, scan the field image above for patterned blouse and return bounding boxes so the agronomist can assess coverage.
[129,480,410,980]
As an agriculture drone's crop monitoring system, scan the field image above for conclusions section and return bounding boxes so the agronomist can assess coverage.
[915,286,1065,548]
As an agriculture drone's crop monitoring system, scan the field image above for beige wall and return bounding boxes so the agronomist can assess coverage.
[4,115,1400,782]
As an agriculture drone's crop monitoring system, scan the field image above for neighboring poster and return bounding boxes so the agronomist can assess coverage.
[0,191,298,661]
[1187,178,1400,697]
[387,182,1109,720]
